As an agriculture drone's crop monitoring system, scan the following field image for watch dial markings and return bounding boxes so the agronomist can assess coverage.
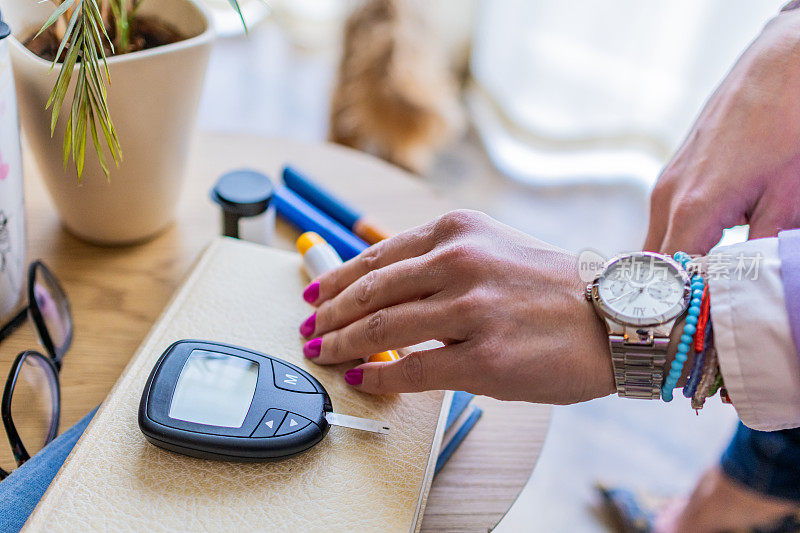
[598,255,686,322]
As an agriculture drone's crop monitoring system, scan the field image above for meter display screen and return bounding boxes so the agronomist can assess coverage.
[168,350,258,428]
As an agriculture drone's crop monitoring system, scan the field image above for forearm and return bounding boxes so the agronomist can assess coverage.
[664,16,800,183]
[648,6,800,254]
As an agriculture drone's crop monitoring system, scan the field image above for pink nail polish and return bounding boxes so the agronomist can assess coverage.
[303,281,320,304]
[344,368,363,386]
[299,313,316,337]
[304,338,322,358]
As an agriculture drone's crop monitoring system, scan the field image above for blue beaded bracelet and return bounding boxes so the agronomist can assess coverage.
[684,314,712,399]
[662,252,703,402]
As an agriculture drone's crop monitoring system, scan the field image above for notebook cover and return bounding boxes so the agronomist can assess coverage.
[23,238,448,532]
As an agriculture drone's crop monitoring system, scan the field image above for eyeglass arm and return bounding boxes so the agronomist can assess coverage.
[0,308,29,345]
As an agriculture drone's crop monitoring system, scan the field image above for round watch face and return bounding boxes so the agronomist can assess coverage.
[594,252,690,326]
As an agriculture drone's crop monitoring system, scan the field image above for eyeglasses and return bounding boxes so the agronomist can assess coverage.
[0,261,73,480]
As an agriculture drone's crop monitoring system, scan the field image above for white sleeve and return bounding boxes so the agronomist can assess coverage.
[707,237,800,431]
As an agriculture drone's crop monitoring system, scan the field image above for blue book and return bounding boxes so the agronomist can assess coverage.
[444,390,475,432]
[435,391,483,476]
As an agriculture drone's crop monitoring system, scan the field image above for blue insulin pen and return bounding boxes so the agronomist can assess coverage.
[296,231,399,364]
[274,186,368,261]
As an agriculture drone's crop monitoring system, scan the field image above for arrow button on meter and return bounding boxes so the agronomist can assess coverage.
[251,409,287,438]
[275,413,311,437]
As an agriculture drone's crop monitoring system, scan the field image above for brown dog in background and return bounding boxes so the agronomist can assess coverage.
[329,0,465,175]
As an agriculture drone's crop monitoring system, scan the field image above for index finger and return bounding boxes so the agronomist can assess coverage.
[345,344,471,394]
[313,221,438,305]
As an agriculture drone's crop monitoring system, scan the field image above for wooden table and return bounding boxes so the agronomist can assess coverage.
[7,132,551,532]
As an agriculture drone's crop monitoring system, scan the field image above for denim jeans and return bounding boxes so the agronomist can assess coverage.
[0,407,97,533]
[721,422,800,503]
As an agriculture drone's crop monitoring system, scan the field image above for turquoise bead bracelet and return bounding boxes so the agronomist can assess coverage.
[662,252,703,402]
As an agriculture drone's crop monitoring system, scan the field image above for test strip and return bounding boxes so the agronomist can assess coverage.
[326,412,390,435]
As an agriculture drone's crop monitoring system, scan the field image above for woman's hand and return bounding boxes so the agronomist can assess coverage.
[646,8,800,255]
[299,210,614,404]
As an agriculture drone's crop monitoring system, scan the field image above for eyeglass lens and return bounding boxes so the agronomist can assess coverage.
[32,264,72,356]
[1,355,57,472]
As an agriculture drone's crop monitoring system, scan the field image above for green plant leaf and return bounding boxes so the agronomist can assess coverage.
[88,106,110,177]
[47,29,80,135]
[35,0,77,39]
[70,57,85,167]
[75,92,88,179]
[62,114,73,169]
[43,0,118,179]
[51,5,81,68]
[42,0,248,180]
[87,1,113,54]
[226,0,247,32]
[84,63,121,164]
[84,4,111,78]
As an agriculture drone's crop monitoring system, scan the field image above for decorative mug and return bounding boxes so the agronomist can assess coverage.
[0,9,26,325]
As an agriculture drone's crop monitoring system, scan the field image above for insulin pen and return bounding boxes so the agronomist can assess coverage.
[283,166,390,245]
[297,231,400,364]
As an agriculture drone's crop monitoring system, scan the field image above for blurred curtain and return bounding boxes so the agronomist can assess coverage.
[469,0,787,186]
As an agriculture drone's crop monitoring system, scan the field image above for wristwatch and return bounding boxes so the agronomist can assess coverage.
[586,252,692,399]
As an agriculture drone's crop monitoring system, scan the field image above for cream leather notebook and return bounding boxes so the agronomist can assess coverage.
[24,238,448,532]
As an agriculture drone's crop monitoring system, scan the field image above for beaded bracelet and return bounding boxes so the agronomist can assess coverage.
[662,251,704,402]
[684,286,711,398]
[692,329,719,410]
[694,285,711,353]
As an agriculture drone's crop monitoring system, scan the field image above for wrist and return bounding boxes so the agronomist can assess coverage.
[584,251,697,400]
[575,276,617,399]
[587,298,616,398]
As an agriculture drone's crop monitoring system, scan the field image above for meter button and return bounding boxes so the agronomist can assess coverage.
[275,414,311,437]
[252,409,287,438]
[272,361,317,393]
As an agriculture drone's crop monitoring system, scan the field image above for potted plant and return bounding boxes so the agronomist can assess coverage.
[2,0,245,245]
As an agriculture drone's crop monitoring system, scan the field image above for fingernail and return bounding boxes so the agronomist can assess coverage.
[303,337,322,358]
[299,313,316,337]
[303,281,320,304]
[344,368,363,386]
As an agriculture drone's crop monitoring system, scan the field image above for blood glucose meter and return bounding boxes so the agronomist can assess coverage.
[139,340,388,461]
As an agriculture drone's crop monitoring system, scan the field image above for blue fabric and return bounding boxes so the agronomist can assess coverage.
[0,407,97,533]
[721,421,800,503]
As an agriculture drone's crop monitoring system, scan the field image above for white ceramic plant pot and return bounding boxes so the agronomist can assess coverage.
[0,11,26,324]
[4,0,214,245]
